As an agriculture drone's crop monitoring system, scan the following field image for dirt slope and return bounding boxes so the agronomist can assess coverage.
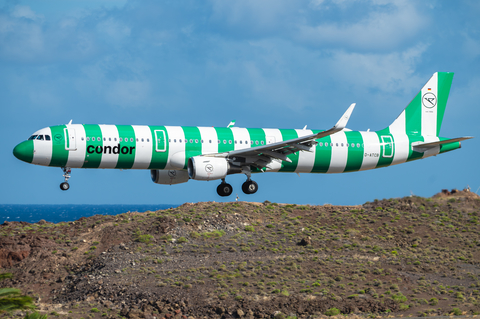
[1,190,480,319]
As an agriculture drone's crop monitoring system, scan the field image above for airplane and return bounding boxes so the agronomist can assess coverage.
[13,72,473,197]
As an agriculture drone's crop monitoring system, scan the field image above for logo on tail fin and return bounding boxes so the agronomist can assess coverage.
[422,92,437,108]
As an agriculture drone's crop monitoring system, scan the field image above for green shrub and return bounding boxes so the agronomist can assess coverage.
[91,308,100,313]
[451,308,462,316]
[245,226,255,232]
[325,308,340,316]
[177,237,188,244]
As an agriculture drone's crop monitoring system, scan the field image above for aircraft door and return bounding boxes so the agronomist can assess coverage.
[64,127,77,151]
[381,136,393,158]
[155,130,166,152]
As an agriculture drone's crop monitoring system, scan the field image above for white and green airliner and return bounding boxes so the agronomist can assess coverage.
[13,72,472,196]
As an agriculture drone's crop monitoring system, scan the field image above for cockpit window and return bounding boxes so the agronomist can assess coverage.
[28,135,49,141]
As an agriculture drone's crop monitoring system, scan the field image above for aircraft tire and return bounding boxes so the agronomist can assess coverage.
[242,180,258,194]
[60,182,70,191]
[217,183,233,197]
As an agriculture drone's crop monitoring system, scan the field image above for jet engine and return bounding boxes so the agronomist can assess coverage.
[150,169,189,185]
[187,156,229,181]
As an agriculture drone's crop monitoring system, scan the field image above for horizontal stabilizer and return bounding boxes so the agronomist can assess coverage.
[412,136,473,152]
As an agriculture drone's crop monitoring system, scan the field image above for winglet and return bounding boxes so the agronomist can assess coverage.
[67,119,73,125]
[227,120,236,128]
[333,103,355,131]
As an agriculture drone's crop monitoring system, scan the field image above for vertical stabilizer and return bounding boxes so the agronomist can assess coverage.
[387,72,454,136]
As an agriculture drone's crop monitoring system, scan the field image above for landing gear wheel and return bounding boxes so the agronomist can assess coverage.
[217,183,233,197]
[242,180,258,194]
[60,182,70,191]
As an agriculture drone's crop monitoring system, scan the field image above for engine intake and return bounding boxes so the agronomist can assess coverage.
[150,169,189,185]
[188,156,229,181]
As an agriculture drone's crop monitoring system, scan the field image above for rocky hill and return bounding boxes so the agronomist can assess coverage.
[1,190,480,319]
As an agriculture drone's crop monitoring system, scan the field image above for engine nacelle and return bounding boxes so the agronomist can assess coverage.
[150,169,189,185]
[188,156,229,181]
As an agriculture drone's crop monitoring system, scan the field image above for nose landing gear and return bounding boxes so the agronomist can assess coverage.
[60,167,71,191]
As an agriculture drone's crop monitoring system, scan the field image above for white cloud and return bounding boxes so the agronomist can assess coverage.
[11,5,44,21]
[327,44,428,93]
[296,1,427,51]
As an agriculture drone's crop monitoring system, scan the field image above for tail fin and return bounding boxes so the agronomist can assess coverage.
[387,72,454,136]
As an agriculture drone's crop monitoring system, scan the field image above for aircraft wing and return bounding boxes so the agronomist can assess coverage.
[217,103,356,168]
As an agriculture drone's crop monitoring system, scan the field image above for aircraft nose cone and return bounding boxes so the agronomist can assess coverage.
[13,141,34,163]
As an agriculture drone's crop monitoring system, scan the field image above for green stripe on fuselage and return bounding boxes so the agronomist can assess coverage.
[148,126,169,170]
[82,125,103,168]
[116,125,136,169]
[49,125,69,167]
[182,126,202,169]
[215,128,235,153]
[406,135,424,162]
[344,131,364,172]
[375,132,395,168]
[312,133,331,173]
[279,129,298,172]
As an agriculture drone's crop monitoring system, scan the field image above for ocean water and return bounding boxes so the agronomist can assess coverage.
[0,204,178,224]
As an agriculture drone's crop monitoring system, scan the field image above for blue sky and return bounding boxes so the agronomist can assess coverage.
[1,0,479,205]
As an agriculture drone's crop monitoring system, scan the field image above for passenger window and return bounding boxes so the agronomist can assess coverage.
[195,139,198,143]
[185,139,188,143]
[229,140,232,144]
[179,139,182,143]
[319,142,323,146]
[119,138,122,142]
[235,140,237,144]
[147,139,149,142]
[141,138,144,142]
[357,143,360,148]
[341,143,343,147]
[190,139,193,143]
[130,138,133,142]
[98,137,101,141]
[109,138,111,142]
[255,141,259,145]
[81,137,84,141]
[114,138,117,142]
[217,140,220,144]
[174,139,177,143]
[330,143,333,146]
[45,135,51,141]
[87,137,90,141]
[223,140,226,144]
[261,141,264,145]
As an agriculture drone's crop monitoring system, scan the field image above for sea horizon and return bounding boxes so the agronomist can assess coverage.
[0,204,179,224]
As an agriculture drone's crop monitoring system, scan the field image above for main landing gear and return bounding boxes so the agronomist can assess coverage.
[216,177,259,197]
[60,167,71,191]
